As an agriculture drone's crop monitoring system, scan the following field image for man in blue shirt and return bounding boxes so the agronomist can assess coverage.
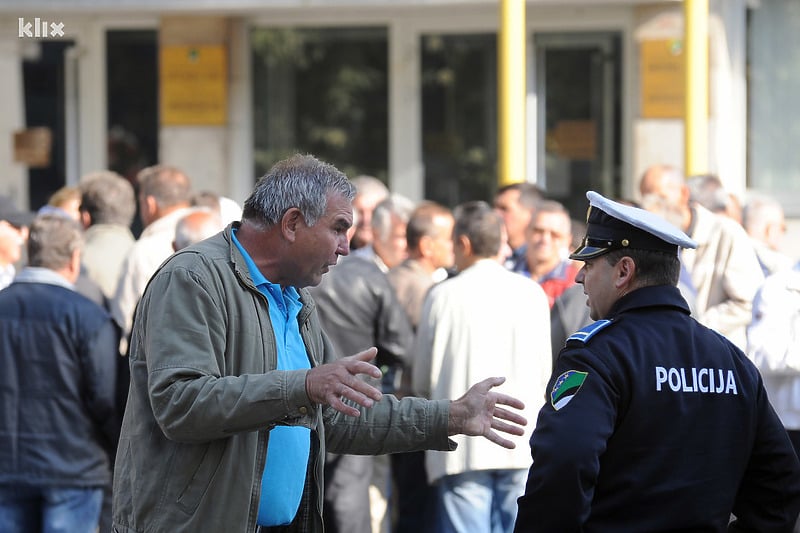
[112,153,529,533]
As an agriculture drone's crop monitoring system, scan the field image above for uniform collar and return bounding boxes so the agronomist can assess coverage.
[607,284,691,318]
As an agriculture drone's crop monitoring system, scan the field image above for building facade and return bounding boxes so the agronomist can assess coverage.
[0,0,797,255]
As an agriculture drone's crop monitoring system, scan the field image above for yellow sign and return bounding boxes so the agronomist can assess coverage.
[160,45,227,126]
[640,39,685,119]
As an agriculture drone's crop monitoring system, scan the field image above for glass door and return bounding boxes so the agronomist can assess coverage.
[534,32,621,219]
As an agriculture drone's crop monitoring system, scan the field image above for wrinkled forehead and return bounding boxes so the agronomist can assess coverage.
[325,193,354,224]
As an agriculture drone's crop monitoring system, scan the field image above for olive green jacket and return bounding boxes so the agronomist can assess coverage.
[112,223,453,533]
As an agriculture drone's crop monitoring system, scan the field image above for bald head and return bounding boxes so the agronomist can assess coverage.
[173,209,224,251]
[639,165,692,232]
[640,165,685,199]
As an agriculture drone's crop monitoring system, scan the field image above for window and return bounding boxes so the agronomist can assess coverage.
[251,27,388,182]
[748,0,800,215]
[421,33,497,207]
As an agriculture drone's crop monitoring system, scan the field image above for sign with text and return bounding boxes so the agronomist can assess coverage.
[160,45,227,126]
[640,39,684,119]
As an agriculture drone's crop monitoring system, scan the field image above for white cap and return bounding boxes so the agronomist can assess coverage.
[570,191,697,260]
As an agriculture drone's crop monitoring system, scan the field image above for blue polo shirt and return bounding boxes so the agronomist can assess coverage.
[232,230,311,526]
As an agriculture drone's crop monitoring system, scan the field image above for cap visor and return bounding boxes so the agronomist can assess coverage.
[569,245,609,261]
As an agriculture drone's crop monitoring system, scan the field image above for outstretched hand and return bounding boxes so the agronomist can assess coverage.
[305,347,383,417]
[448,376,527,449]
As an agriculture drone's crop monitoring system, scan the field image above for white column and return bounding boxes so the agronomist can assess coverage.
[226,17,254,205]
[388,19,423,202]
[709,0,747,197]
[77,18,108,176]
[0,29,28,205]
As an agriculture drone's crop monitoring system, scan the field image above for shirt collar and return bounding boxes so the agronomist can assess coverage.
[230,227,300,302]
[14,266,75,290]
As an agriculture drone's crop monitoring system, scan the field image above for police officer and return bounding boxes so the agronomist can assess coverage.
[515,191,800,532]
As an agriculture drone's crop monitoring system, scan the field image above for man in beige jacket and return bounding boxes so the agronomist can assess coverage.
[640,164,763,349]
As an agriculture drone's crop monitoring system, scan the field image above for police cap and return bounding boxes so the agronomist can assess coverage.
[569,191,697,261]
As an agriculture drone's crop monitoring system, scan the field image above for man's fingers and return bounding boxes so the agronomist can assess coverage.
[492,405,528,427]
[338,378,383,407]
[327,395,361,418]
[484,431,517,450]
[306,347,384,412]
[492,392,525,411]
[326,378,382,417]
[491,417,526,437]
[350,346,379,363]
[349,376,383,402]
[345,361,383,383]
[344,347,382,380]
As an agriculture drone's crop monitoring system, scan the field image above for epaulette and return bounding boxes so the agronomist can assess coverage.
[567,319,614,344]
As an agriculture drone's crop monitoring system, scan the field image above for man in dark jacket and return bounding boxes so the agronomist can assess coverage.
[0,214,120,533]
[515,191,800,532]
[309,247,413,533]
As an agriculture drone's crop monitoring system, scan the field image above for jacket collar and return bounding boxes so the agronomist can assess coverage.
[607,284,691,318]
[224,222,317,321]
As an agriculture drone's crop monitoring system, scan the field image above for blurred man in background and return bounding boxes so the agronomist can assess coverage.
[494,183,543,273]
[0,215,120,533]
[0,196,34,290]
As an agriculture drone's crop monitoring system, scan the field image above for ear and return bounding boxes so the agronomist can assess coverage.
[418,234,433,258]
[281,207,304,243]
[679,184,691,206]
[66,249,82,284]
[457,234,472,257]
[614,256,637,289]
[80,210,91,229]
[143,195,158,219]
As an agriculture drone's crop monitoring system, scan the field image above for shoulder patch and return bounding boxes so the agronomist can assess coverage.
[550,370,588,410]
[567,319,613,344]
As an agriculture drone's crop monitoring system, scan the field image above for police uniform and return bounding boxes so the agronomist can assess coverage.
[515,192,800,532]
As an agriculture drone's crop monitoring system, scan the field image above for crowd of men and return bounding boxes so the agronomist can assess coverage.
[0,156,799,532]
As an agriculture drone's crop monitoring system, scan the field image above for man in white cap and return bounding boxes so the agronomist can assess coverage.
[515,191,800,532]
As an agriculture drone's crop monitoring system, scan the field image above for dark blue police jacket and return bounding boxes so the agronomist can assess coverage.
[515,284,800,533]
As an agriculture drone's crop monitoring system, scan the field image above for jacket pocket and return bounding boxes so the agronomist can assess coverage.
[175,440,226,515]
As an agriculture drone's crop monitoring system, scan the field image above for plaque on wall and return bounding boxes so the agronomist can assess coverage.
[160,45,228,126]
[13,127,52,167]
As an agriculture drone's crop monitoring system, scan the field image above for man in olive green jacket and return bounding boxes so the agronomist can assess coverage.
[112,154,527,533]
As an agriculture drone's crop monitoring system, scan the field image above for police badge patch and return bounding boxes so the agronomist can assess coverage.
[550,370,588,410]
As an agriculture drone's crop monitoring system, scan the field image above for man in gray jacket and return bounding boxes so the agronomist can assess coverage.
[112,153,527,533]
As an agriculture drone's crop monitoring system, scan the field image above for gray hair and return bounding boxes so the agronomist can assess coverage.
[530,199,571,229]
[687,174,728,213]
[79,170,136,226]
[27,214,84,270]
[743,194,784,235]
[351,175,389,199]
[371,194,415,241]
[242,153,356,227]
[453,200,503,258]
